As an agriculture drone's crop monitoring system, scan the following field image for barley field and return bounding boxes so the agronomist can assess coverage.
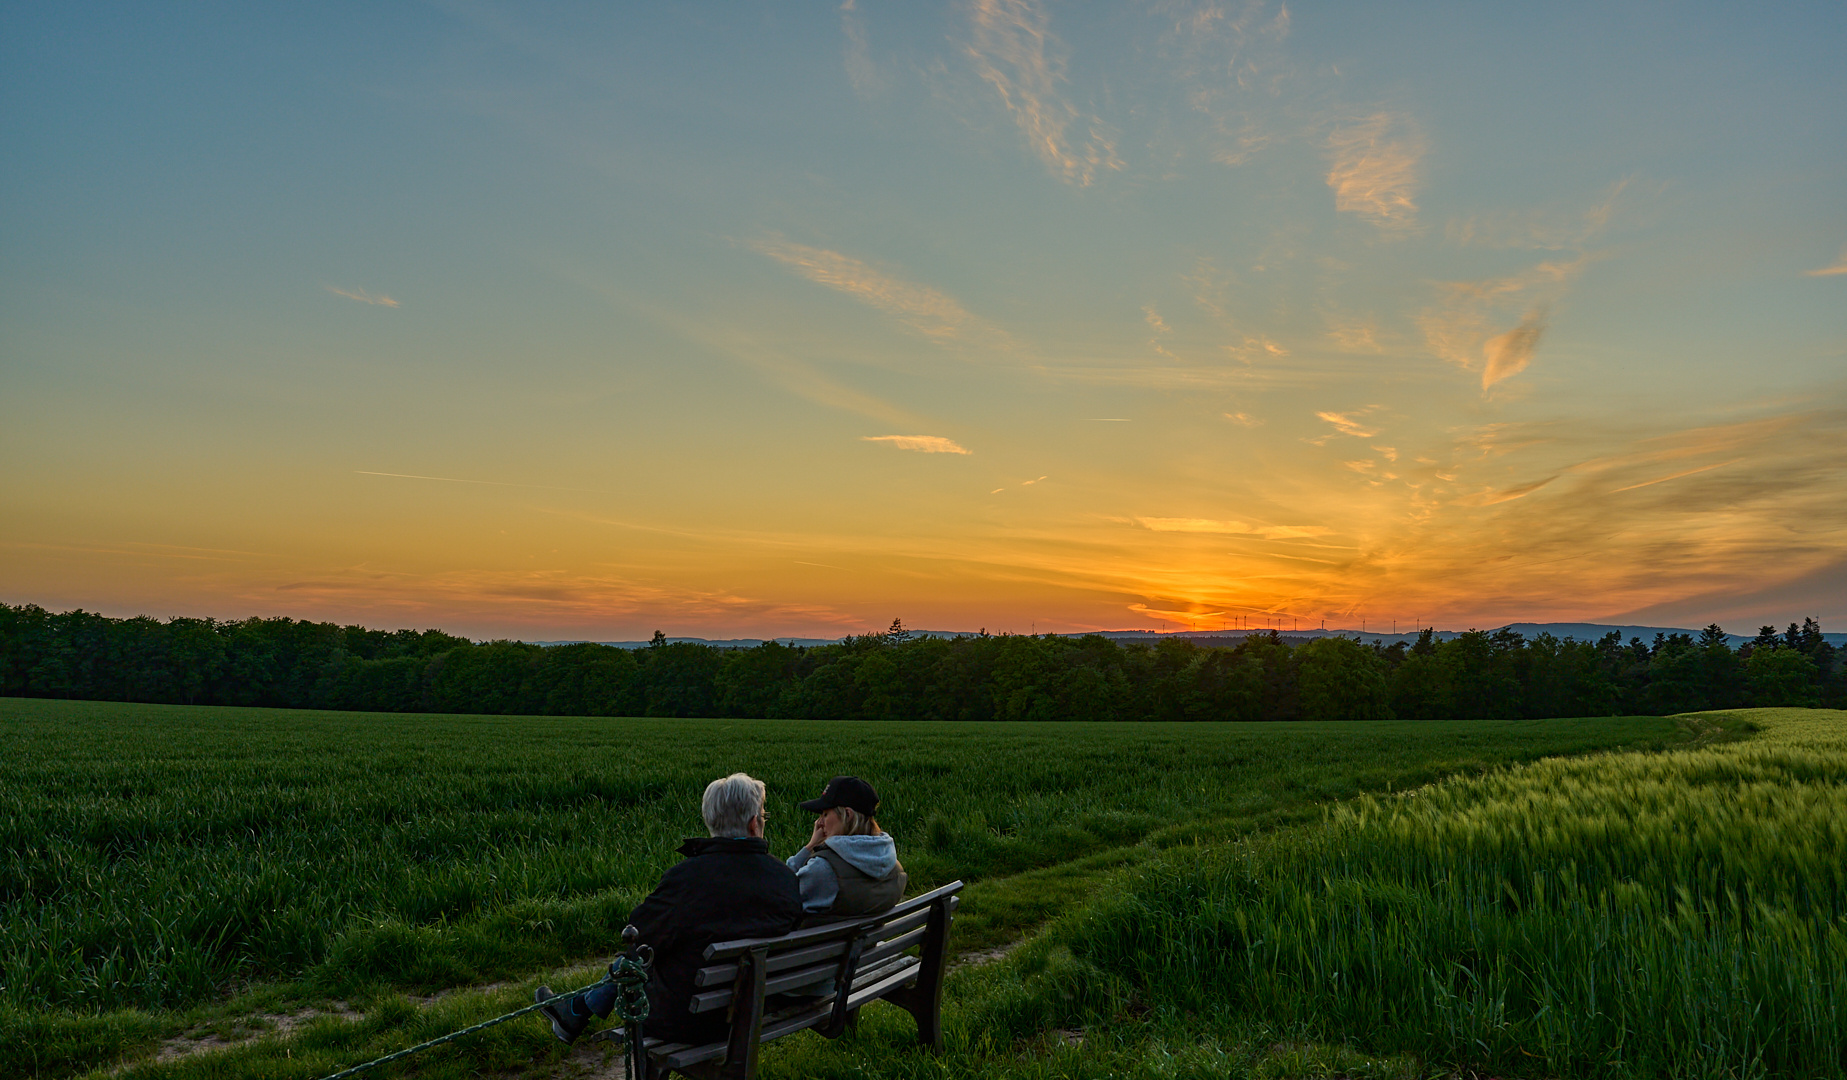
[893,708,1845,1080]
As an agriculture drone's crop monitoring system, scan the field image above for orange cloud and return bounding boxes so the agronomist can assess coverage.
[1807,245,1847,276]
[753,237,981,342]
[326,285,399,307]
[1609,459,1741,493]
[1421,259,1586,390]
[1133,517,1333,539]
[1316,409,1381,438]
[1326,315,1382,352]
[1481,308,1548,388]
[1454,475,1558,506]
[1325,113,1424,231]
[965,0,1122,186]
[862,435,972,454]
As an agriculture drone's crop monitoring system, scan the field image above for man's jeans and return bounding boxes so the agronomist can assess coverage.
[573,981,620,1019]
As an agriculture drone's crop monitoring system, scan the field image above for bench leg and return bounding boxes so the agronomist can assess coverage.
[719,947,768,1080]
[884,897,950,1049]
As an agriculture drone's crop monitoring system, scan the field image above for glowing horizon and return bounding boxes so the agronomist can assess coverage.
[2,3,1843,641]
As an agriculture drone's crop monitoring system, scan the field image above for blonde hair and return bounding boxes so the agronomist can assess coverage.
[702,773,765,837]
[830,806,881,837]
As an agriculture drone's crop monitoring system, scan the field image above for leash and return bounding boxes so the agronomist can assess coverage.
[313,928,653,1080]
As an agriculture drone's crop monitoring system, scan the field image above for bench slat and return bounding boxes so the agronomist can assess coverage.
[660,1039,728,1071]
[691,898,939,990]
[857,924,927,970]
[844,956,924,1010]
[690,910,939,1013]
[693,937,849,988]
[690,926,932,1012]
[702,881,962,961]
[859,903,934,942]
[659,957,922,1070]
[848,952,920,992]
[659,995,846,1070]
[688,957,837,1014]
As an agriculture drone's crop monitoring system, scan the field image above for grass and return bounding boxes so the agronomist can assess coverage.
[0,697,1688,1079]
[841,708,1840,1080]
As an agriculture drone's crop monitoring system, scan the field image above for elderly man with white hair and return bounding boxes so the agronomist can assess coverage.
[538,772,801,1046]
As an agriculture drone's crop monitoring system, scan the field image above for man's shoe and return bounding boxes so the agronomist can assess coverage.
[535,985,588,1044]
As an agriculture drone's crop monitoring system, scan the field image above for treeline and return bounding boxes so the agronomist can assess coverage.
[1,604,1839,721]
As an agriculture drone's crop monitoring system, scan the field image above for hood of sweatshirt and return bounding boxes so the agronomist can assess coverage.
[822,833,898,879]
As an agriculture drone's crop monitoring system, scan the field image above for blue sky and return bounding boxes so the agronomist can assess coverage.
[3,2,1843,638]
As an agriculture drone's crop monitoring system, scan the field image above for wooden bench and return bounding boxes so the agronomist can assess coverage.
[592,879,962,1079]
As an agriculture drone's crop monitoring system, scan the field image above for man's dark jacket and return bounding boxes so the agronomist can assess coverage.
[628,837,802,1043]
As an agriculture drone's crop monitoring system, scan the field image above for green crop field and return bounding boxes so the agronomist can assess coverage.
[3,699,1837,1080]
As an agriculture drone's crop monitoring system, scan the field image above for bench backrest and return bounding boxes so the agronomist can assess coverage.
[688,880,961,1015]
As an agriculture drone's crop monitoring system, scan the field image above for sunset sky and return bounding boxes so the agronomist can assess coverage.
[4,2,1844,640]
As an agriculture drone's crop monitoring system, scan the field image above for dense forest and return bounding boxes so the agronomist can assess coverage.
[1,604,1838,721]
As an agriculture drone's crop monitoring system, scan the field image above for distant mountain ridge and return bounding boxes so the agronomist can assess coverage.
[529,622,1847,649]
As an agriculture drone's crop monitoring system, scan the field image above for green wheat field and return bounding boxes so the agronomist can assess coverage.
[3,699,1841,1079]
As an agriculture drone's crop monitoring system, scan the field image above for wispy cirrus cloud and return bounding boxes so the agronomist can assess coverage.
[270,564,866,633]
[1453,474,1558,506]
[1151,0,1294,169]
[1423,186,1631,389]
[1608,459,1741,493]
[1315,408,1381,439]
[862,435,972,454]
[543,253,926,427]
[1807,245,1847,276]
[1481,307,1549,388]
[1132,517,1333,539]
[1182,256,1234,321]
[965,0,1123,186]
[1330,397,1847,625]
[1142,303,1179,359]
[1420,258,1587,391]
[1446,178,1632,250]
[326,285,399,307]
[1325,113,1424,232]
[1325,314,1383,353]
[1224,334,1290,363]
[752,236,988,343]
[839,0,881,98]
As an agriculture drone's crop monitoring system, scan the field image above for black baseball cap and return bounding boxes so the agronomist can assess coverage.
[799,775,880,816]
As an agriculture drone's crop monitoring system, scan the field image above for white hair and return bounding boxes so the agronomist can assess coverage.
[702,773,766,837]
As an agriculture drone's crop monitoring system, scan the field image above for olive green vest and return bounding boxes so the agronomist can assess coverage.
[813,844,908,916]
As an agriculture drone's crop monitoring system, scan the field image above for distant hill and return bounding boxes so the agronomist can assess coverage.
[531,622,1845,650]
[528,636,848,649]
[1119,622,1847,649]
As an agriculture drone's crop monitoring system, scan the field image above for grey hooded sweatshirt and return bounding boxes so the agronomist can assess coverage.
[786,833,906,915]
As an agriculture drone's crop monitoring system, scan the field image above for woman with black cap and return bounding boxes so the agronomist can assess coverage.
[786,775,908,916]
